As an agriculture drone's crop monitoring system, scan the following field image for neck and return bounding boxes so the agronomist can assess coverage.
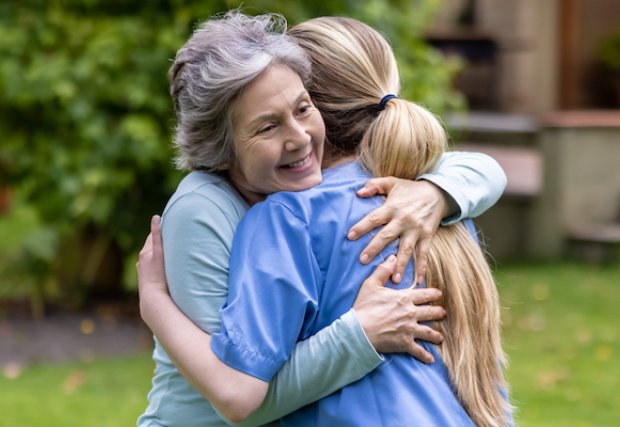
[327,154,356,168]
[225,170,265,207]
[321,146,356,169]
[237,190,264,207]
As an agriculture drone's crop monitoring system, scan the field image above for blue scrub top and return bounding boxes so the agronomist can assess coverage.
[212,161,499,427]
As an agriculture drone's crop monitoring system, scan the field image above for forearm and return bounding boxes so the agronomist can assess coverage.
[140,291,268,422]
[231,310,382,426]
[227,254,442,426]
[437,185,459,219]
[145,297,380,426]
[418,151,507,224]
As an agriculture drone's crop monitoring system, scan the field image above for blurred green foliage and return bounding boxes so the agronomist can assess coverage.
[597,27,620,72]
[0,0,463,307]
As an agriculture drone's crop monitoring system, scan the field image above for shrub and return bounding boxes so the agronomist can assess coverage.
[0,0,462,308]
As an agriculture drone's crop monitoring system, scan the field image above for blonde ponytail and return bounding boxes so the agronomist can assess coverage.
[359,99,446,179]
[427,225,511,427]
[363,99,511,426]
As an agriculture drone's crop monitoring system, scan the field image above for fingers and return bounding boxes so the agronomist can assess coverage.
[151,214,161,235]
[356,177,396,198]
[413,237,431,285]
[406,342,435,364]
[364,255,397,287]
[143,232,153,252]
[347,206,390,243]
[416,325,444,345]
[414,304,447,322]
[138,233,153,266]
[393,230,416,283]
[348,177,398,241]
[410,287,442,305]
[354,217,399,265]
[150,215,163,259]
[138,216,162,266]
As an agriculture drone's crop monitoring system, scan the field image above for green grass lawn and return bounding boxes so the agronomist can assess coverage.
[0,354,154,427]
[497,261,620,426]
[0,261,618,426]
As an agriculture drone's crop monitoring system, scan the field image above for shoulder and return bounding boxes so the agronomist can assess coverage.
[243,162,369,231]
[164,171,248,227]
[264,162,367,211]
[236,163,367,250]
[162,171,249,255]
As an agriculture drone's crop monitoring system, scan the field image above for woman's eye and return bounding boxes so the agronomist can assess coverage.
[258,124,276,134]
[298,103,312,114]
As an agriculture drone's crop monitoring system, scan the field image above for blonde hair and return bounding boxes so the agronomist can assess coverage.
[290,17,511,427]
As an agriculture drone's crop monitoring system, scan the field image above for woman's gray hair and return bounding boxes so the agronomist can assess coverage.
[169,10,311,171]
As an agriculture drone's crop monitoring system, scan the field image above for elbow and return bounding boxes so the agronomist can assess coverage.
[487,153,508,195]
[206,382,266,424]
[193,352,269,423]
[497,165,508,194]
[223,409,252,424]
[217,392,262,423]
[479,152,508,202]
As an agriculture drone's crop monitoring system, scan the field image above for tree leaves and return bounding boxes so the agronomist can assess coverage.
[0,0,462,301]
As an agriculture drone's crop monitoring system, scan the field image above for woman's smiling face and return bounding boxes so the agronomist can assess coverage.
[228,64,325,205]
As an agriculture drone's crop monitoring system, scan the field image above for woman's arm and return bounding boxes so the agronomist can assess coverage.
[419,151,507,222]
[348,150,507,284]
[140,198,268,422]
[139,275,267,422]
[138,216,445,424]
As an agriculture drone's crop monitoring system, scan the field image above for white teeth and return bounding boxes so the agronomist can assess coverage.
[286,154,310,168]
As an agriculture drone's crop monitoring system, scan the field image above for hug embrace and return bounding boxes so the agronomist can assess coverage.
[137,9,513,427]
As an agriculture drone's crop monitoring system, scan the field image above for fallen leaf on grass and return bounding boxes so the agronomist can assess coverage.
[63,370,88,394]
[576,329,592,344]
[531,282,550,301]
[517,312,547,331]
[536,368,569,390]
[596,345,612,361]
[80,318,95,334]
[3,362,23,380]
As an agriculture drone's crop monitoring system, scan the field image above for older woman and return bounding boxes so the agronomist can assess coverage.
[137,11,507,427]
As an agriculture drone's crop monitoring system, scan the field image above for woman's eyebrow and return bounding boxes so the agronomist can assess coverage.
[246,90,309,127]
[247,112,278,127]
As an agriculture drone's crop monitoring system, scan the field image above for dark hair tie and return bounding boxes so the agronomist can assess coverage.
[378,94,397,111]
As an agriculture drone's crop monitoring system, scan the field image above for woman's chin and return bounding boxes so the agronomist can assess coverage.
[276,174,322,193]
[296,173,323,191]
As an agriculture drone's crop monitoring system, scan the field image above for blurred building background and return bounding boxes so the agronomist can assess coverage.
[0,0,618,312]
[424,0,620,262]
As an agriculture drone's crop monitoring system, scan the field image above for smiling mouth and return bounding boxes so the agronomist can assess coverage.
[281,153,311,169]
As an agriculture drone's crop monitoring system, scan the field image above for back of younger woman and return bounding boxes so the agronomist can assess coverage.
[212,16,512,427]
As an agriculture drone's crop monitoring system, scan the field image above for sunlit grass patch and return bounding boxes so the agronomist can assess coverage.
[498,261,620,427]
[0,353,154,427]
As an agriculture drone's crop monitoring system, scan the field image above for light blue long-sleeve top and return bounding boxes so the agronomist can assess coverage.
[137,151,507,427]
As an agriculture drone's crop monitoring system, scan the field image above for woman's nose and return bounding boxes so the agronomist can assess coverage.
[284,120,311,152]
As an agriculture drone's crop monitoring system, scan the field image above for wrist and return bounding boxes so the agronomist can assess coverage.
[438,187,456,218]
[348,310,383,360]
[138,288,168,325]
[420,179,455,218]
[351,308,378,348]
